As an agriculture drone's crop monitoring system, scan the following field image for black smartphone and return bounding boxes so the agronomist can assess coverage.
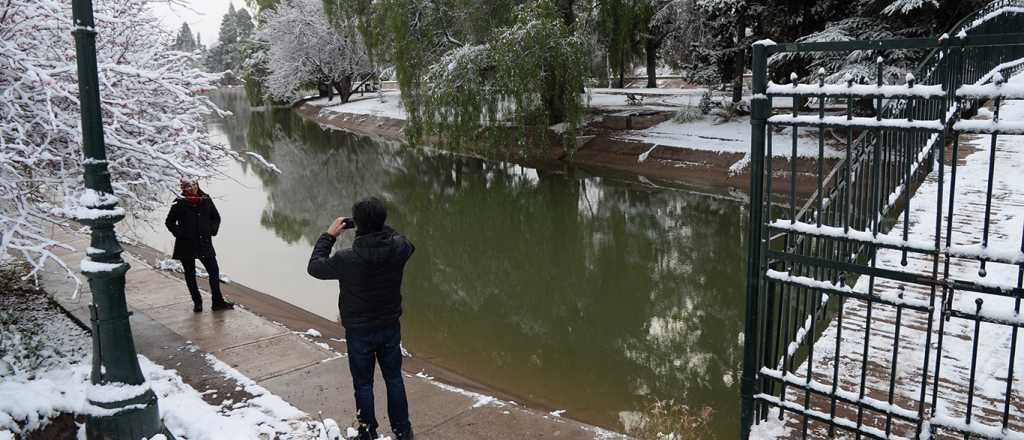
[341,218,355,229]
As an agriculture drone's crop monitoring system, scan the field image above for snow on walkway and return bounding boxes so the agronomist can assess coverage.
[0,286,336,439]
[762,75,1024,439]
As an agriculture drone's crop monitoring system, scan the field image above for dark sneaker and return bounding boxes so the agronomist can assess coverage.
[211,301,235,311]
[192,302,202,313]
[395,429,414,440]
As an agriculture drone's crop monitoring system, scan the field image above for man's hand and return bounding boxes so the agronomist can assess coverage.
[327,217,349,237]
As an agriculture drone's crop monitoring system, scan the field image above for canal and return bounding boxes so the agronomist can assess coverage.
[134,89,749,437]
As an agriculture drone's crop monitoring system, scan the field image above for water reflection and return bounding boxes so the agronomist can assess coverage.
[208,89,749,437]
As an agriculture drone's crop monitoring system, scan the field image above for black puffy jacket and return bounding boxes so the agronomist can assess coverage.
[307,225,415,330]
[164,194,221,260]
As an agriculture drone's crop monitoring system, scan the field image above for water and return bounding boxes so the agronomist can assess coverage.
[136,89,750,437]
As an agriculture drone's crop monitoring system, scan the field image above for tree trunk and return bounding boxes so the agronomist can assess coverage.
[645,35,659,88]
[616,54,626,89]
[333,76,353,103]
[731,15,746,103]
[544,69,566,125]
[557,0,575,26]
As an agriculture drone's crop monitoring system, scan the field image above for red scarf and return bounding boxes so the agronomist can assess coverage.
[181,184,203,206]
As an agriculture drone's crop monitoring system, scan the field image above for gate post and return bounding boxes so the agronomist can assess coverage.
[740,40,771,440]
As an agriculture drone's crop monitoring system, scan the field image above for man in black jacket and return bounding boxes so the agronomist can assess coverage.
[164,179,234,312]
[307,197,415,440]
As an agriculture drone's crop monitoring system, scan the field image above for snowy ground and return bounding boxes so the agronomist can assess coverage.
[0,275,355,440]
[619,116,841,157]
[309,87,760,122]
[309,91,408,121]
[618,115,843,174]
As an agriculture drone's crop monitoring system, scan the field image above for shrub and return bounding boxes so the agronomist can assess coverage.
[698,90,715,115]
[626,400,713,440]
[672,106,703,123]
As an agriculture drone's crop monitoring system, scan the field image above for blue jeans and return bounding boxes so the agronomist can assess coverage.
[345,323,411,436]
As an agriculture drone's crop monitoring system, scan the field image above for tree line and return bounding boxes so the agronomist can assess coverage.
[180,0,989,149]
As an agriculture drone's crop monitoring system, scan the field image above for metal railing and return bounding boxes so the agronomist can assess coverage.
[741,2,1024,439]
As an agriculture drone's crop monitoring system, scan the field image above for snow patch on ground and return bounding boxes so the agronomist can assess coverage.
[156,258,232,284]
[311,92,408,121]
[0,286,333,439]
[749,408,791,439]
[620,116,842,169]
[621,117,839,156]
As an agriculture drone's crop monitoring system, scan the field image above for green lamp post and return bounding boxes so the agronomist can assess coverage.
[71,0,173,438]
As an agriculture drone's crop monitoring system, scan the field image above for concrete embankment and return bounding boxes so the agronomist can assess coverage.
[293,98,831,198]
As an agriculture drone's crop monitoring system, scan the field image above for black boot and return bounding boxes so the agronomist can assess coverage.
[395,428,414,440]
[211,300,234,311]
[192,300,202,313]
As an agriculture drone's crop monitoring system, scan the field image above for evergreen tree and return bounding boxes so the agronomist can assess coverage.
[767,0,988,84]
[241,0,280,105]
[172,22,198,52]
[205,4,255,75]
[235,8,255,40]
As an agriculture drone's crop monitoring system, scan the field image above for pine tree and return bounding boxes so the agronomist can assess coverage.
[220,3,239,47]
[205,4,256,75]
[767,0,988,84]
[172,22,198,52]
[235,8,255,40]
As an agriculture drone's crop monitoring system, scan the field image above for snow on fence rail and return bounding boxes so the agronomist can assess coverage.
[765,82,946,99]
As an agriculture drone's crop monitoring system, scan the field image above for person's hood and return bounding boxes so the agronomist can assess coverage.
[352,225,410,264]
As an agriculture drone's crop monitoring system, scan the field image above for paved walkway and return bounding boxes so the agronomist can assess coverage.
[39,227,624,440]
[774,99,1024,438]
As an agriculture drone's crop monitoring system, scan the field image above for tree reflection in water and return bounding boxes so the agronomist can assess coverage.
[209,89,749,437]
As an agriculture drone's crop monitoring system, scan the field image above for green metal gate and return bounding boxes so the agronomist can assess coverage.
[741,2,1024,438]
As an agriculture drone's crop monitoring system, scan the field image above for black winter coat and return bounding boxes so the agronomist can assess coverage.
[164,194,221,260]
[307,225,415,330]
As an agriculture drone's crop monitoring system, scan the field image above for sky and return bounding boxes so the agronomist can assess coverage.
[149,0,252,48]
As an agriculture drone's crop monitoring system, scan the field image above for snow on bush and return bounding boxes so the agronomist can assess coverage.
[257,0,369,103]
[0,0,234,279]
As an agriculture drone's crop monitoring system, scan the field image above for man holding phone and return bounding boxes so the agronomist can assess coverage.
[307,197,416,440]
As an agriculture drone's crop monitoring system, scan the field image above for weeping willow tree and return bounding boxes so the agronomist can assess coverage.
[598,0,642,88]
[325,0,587,154]
[421,3,588,151]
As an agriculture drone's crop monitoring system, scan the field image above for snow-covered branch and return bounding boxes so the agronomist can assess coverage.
[0,0,234,282]
[257,0,370,102]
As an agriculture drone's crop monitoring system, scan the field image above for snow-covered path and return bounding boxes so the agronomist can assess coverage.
[763,77,1024,439]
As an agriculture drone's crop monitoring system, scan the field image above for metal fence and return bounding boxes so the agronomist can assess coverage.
[741,2,1024,439]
